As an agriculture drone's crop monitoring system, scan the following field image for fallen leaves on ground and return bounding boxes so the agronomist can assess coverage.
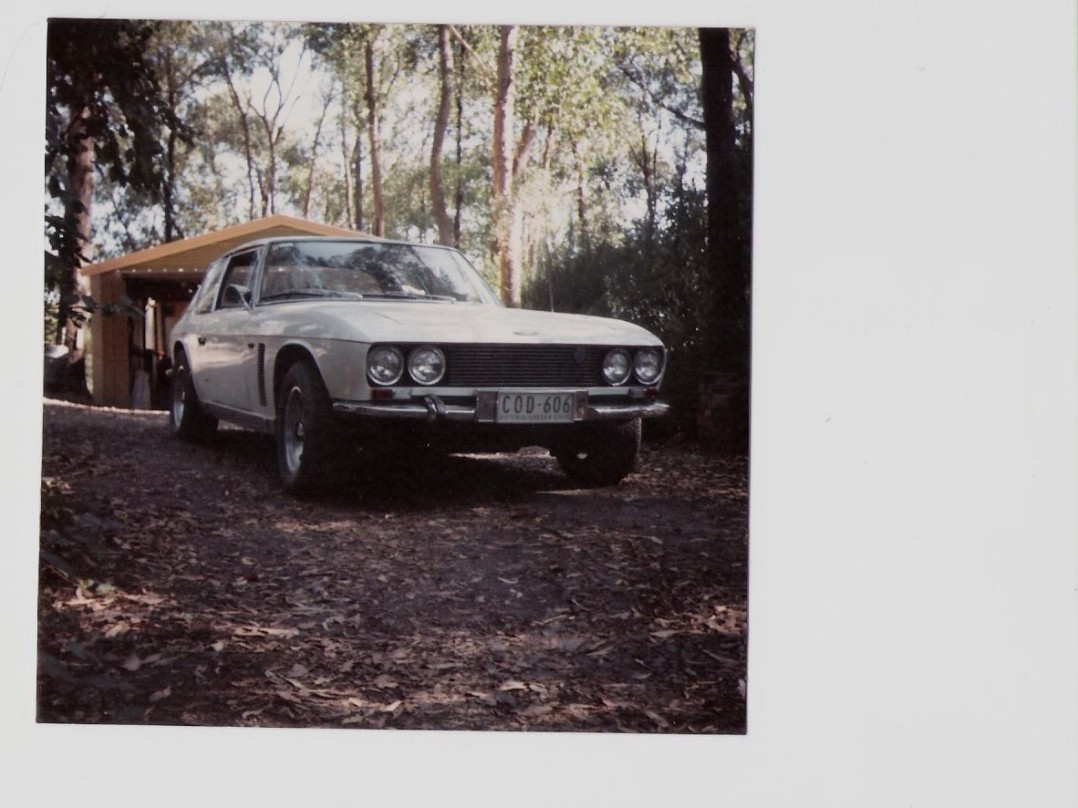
[37,399,748,732]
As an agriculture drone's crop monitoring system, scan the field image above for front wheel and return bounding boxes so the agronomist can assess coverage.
[555,419,642,487]
[276,360,337,496]
[169,351,218,442]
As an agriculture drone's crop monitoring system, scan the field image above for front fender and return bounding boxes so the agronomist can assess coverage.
[267,337,370,409]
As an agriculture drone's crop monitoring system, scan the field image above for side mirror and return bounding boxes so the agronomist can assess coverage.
[223,283,252,309]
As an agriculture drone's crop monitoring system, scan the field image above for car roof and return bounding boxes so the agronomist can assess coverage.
[220,235,462,259]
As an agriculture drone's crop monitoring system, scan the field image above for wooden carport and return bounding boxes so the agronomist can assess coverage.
[79,215,364,409]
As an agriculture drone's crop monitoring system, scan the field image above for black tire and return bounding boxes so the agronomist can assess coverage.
[169,351,218,442]
[276,360,337,496]
[555,418,642,487]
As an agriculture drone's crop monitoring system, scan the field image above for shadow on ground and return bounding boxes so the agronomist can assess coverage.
[38,400,749,733]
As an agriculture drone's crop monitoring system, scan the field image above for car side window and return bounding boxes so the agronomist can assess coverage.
[216,251,258,309]
[192,259,226,315]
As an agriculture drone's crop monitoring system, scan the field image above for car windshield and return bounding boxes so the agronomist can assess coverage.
[259,240,498,305]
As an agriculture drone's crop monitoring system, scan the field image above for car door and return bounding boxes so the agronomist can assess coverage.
[184,257,225,399]
[197,249,260,412]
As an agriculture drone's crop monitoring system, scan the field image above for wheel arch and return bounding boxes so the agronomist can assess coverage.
[272,343,321,410]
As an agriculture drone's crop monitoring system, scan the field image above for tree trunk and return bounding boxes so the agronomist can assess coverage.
[163,51,179,242]
[644,135,657,241]
[492,25,519,307]
[453,37,465,246]
[256,110,278,216]
[352,102,365,232]
[364,35,385,237]
[302,93,332,219]
[265,134,276,215]
[65,108,94,267]
[430,25,454,245]
[339,116,351,227]
[571,141,589,250]
[698,27,745,373]
[225,76,257,219]
[164,122,179,239]
[58,104,94,386]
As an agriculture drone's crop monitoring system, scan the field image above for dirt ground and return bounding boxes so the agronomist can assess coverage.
[37,399,749,733]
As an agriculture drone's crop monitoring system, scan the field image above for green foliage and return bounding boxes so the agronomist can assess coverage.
[516,27,620,139]
[46,18,187,266]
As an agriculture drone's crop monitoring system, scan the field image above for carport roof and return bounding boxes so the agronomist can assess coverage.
[79,214,367,278]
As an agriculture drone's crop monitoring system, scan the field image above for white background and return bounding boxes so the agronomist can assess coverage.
[1,1,1075,805]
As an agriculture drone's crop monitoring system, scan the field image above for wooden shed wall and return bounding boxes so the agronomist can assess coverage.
[89,272,131,409]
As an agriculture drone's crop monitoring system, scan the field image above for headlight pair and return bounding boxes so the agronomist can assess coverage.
[367,345,446,386]
[602,347,664,386]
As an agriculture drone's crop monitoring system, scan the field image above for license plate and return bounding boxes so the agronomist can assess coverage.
[495,391,576,424]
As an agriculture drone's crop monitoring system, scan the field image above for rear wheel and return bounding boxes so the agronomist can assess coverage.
[555,418,641,487]
[169,350,218,442]
[276,360,337,496]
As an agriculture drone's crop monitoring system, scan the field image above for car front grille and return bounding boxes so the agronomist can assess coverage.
[442,344,606,388]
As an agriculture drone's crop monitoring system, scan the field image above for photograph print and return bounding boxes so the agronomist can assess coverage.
[39,17,753,733]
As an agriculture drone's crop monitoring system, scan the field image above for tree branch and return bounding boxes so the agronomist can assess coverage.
[446,24,495,94]
[618,64,704,130]
[731,33,754,107]
[512,119,537,180]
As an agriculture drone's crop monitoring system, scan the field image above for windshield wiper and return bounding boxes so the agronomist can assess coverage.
[362,291,457,302]
[260,289,362,301]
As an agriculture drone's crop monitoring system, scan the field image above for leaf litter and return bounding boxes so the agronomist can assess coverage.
[37,400,747,732]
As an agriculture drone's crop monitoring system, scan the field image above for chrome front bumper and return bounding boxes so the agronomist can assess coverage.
[332,390,669,423]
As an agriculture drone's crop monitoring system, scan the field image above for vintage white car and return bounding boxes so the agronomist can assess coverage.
[169,237,669,494]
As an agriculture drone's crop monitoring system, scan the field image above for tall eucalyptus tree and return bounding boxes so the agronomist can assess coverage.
[491,25,521,305]
[430,24,455,245]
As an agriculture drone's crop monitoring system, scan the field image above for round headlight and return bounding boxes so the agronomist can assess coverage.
[367,345,404,386]
[633,348,664,384]
[602,348,632,385]
[408,346,446,386]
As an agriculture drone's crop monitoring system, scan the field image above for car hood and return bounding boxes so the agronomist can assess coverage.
[257,301,663,346]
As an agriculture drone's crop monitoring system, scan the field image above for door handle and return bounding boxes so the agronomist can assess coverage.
[197,336,207,345]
